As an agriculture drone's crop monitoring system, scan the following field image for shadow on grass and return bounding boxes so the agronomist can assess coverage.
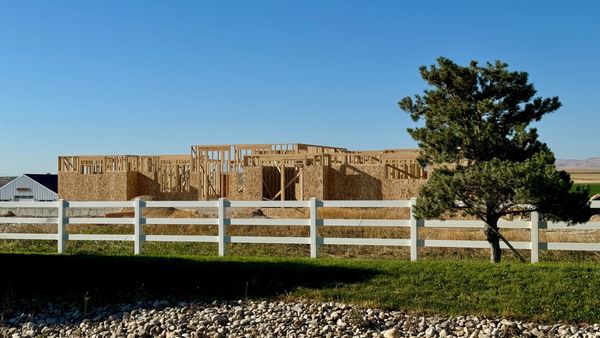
[0,254,377,313]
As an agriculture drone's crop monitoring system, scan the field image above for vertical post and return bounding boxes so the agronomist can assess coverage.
[218,198,227,256]
[410,197,418,261]
[134,198,144,255]
[280,160,286,201]
[57,199,67,254]
[530,211,540,263]
[309,198,319,258]
[299,167,304,201]
[203,155,209,200]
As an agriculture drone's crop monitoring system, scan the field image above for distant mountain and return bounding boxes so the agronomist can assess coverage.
[0,176,16,188]
[556,157,600,169]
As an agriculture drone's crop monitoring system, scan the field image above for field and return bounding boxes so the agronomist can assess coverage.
[573,183,600,197]
[565,168,600,184]
[562,167,600,197]
[2,254,600,323]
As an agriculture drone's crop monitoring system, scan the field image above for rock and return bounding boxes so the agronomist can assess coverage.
[213,314,228,325]
[250,209,266,218]
[1,299,600,338]
[383,328,401,338]
[531,328,544,337]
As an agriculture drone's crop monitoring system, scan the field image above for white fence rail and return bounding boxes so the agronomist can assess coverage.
[1,199,599,262]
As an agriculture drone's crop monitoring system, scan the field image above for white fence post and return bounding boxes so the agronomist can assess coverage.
[530,211,540,263]
[310,198,319,258]
[134,198,144,255]
[410,197,418,261]
[218,198,227,257]
[57,199,67,254]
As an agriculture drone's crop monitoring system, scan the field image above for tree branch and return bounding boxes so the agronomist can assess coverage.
[502,208,538,215]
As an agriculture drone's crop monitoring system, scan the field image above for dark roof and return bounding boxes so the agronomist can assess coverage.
[24,174,58,193]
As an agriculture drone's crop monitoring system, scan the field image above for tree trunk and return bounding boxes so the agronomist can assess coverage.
[484,221,502,263]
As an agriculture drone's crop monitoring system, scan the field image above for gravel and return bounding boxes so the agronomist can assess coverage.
[2,300,600,338]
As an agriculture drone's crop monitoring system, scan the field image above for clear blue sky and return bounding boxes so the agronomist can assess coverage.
[1,1,598,175]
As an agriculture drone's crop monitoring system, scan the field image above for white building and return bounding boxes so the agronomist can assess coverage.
[0,174,58,201]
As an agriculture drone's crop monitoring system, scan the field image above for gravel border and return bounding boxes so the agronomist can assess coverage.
[2,300,600,337]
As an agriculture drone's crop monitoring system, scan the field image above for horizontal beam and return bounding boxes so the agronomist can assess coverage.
[145,235,219,243]
[422,240,531,250]
[321,237,411,246]
[320,200,411,208]
[423,220,485,228]
[0,217,58,224]
[68,218,135,225]
[0,233,57,240]
[498,220,531,229]
[0,201,58,208]
[229,218,309,226]
[145,201,218,208]
[229,236,310,245]
[541,242,600,251]
[228,200,309,208]
[68,201,134,208]
[423,220,531,229]
[320,219,409,227]
[144,217,218,225]
[546,221,600,230]
[68,234,133,241]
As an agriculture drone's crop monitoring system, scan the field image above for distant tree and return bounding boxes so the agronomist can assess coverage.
[399,57,591,263]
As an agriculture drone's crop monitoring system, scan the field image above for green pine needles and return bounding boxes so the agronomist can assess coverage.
[400,57,591,262]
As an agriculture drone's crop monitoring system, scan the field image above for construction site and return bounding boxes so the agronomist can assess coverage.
[58,143,428,201]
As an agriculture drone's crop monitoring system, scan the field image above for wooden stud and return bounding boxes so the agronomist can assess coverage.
[280,160,285,201]
[299,167,304,201]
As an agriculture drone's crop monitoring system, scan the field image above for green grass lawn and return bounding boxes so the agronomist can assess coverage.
[2,253,600,323]
[573,183,600,197]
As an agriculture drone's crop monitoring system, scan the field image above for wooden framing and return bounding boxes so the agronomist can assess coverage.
[58,143,427,201]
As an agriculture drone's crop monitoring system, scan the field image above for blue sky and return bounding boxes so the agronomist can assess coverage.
[0,1,599,175]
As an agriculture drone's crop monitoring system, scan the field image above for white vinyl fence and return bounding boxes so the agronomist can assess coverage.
[0,199,599,263]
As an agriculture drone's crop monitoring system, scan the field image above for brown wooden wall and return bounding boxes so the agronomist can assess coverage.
[325,164,424,200]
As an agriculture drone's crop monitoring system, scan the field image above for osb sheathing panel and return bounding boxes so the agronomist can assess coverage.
[126,171,141,200]
[382,179,426,199]
[60,162,423,201]
[60,172,200,201]
[129,171,200,201]
[242,167,262,200]
[59,172,129,201]
[127,171,157,199]
[226,172,244,200]
[326,164,383,200]
[326,164,424,200]
[302,166,324,199]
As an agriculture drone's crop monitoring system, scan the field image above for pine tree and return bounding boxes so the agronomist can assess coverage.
[399,57,591,262]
